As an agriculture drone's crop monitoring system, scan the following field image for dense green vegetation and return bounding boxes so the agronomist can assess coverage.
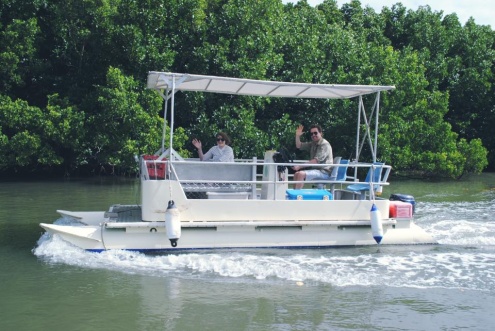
[1,0,493,178]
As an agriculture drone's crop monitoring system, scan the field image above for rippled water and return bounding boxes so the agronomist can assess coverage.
[2,175,495,330]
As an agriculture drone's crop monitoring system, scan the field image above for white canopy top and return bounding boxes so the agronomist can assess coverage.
[147,72,395,99]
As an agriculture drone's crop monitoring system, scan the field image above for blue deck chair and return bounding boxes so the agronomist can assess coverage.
[315,157,341,189]
[346,162,384,199]
[328,159,349,196]
[336,159,349,181]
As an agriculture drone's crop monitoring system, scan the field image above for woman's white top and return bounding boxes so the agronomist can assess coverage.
[203,145,234,162]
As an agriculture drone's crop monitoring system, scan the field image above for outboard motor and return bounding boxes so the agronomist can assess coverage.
[390,194,416,214]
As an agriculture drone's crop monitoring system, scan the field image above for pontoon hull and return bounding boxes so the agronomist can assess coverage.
[40,218,435,252]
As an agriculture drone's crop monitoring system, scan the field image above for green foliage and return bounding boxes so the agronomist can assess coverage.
[457,138,488,176]
[380,4,494,173]
[0,94,84,172]
[0,18,39,94]
[0,0,492,177]
[85,67,167,172]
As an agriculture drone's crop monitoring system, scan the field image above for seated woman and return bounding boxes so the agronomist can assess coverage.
[192,132,234,162]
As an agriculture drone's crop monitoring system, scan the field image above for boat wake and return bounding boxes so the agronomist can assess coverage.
[416,200,495,246]
[34,226,495,292]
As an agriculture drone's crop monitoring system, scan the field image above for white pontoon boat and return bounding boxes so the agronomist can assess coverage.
[40,72,436,251]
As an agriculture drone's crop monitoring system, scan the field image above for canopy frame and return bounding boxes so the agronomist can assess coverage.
[147,72,395,162]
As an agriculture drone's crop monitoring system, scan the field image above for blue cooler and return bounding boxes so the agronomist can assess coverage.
[286,189,333,200]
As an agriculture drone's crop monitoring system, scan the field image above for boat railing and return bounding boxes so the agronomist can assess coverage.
[141,156,391,200]
[168,159,257,199]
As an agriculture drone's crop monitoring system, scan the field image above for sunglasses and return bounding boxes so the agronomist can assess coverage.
[310,131,319,136]
[216,138,225,142]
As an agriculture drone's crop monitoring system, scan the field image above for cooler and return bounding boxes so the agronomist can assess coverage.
[389,200,413,218]
[390,193,416,214]
[286,189,333,200]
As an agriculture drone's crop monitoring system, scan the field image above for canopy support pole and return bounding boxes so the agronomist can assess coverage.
[355,92,381,165]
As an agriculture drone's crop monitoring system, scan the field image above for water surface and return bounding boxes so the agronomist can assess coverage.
[1,174,494,330]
